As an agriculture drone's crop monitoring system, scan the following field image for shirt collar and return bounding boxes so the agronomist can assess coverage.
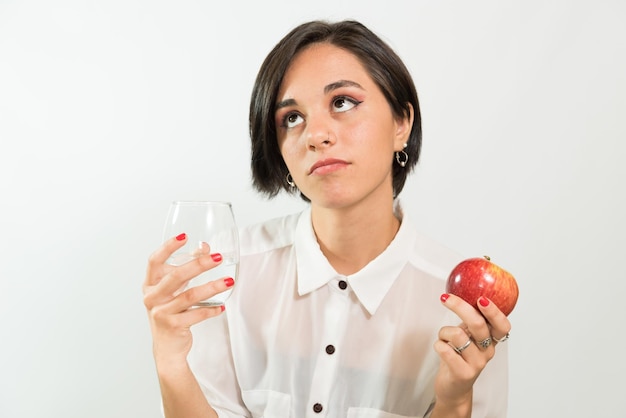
[295,204,416,315]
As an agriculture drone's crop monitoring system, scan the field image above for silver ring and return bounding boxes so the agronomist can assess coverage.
[477,337,492,349]
[494,332,510,343]
[450,339,472,355]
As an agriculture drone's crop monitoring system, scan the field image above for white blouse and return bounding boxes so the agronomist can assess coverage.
[187,207,509,418]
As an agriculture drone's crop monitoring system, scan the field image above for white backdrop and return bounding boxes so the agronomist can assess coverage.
[1,1,625,417]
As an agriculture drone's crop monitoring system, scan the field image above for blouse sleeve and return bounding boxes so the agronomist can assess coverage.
[470,342,510,417]
[186,312,251,418]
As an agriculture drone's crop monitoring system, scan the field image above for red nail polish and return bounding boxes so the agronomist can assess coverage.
[440,293,450,303]
[175,233,186,241]
[224,277,235,287]
[479,296,490,307]
[220,305,226,312]
[211,253,222,262]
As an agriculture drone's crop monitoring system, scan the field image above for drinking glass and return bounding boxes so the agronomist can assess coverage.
[162,201,239,306]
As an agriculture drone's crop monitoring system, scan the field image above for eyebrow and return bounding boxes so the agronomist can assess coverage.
[324,79,363,94]
[275,98,297,110]
[275,79,364,110]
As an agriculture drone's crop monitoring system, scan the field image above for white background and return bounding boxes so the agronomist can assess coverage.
[1,1,625,417]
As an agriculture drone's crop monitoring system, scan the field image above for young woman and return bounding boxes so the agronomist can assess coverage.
[143,20,512,418]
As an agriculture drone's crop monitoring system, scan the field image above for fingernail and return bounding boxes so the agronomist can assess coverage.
[224,277,235,287]
[211,253,222,262]
[175,233,186,241]
[479,296,490,307]
[440,293,450,303]
[220,305,226,312]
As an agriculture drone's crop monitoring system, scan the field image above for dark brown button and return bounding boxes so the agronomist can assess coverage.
[338,280,347,290]
[325,344,335,354]
[313,403,323,413]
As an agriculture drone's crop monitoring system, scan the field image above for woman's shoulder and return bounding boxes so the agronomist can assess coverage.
[402,216,465,282]
[238,210,304,257]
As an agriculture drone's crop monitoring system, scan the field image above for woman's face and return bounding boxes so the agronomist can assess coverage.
[275,42,412,211]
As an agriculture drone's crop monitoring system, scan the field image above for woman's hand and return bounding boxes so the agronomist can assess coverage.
[431,293,512,417]
[142,233,233,368]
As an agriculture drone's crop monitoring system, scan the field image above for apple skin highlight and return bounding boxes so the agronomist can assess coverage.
[445,256,519,316]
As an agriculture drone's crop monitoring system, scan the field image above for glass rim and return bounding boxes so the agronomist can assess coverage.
[170,200,232,207]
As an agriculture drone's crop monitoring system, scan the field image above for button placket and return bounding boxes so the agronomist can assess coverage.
[306,281,350,417]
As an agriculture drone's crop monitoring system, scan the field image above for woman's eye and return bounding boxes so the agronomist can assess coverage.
[333,96,360,112]
[282,113,304,128]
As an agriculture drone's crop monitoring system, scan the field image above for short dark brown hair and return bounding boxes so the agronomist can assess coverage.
[249,20,421,199]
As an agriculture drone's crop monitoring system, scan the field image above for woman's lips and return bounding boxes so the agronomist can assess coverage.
[309,158,350,175]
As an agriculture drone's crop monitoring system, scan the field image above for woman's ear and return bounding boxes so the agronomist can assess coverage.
[393,103,414,150]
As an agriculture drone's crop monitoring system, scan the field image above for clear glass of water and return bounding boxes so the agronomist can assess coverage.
[162,201,239,306]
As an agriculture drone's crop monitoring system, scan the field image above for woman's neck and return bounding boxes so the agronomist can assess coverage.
[311,198,401,276]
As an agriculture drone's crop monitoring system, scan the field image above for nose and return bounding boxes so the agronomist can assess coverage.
[305,114,335,151]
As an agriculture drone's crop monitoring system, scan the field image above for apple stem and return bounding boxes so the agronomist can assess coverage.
[483,255,491,261]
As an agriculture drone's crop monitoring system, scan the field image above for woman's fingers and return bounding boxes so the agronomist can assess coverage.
[166,277,235,313]
[440,294,491,349]
[434,326,484,386]
[147,301,224,364]
[144,251,223,309]
[159,251,222,296]
[151,303,224,333]
[476,296,512,345]
[434,293,513,407]
[441,293,511,349]
[145,233,188,287]
[439,325,472,355]
[438,325,488,367]
[141,236,230,365]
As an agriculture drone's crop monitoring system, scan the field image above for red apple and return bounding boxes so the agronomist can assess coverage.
[445,256,519,316]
